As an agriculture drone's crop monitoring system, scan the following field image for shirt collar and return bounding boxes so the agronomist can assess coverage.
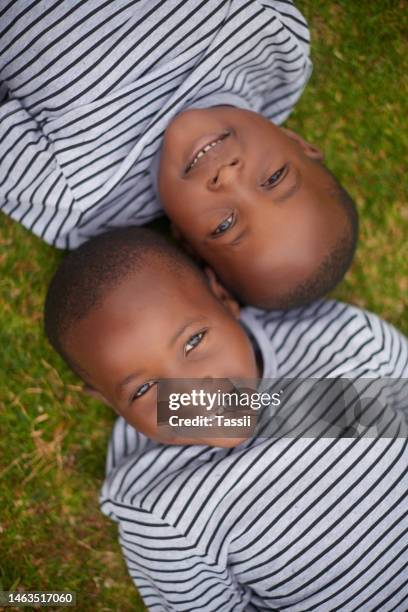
[239,306,278,381]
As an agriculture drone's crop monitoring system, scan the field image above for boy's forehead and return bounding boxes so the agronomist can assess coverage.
[69,264,209,343]
[102,264,204,312]
[66,271,207,367]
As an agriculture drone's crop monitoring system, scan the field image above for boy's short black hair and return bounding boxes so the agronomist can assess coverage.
[44,227,205,371]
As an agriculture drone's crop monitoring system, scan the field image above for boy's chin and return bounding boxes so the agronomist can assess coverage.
[156,434,251,448]
[205,436,251,448]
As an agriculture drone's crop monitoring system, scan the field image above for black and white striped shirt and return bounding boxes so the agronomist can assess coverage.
[100,300,408,611]
[0,0,312,248]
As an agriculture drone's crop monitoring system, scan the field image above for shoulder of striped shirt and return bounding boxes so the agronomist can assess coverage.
[253,299,408,376]
[99,301,407,507]
[100,476,240,566]
[358,306,408,376]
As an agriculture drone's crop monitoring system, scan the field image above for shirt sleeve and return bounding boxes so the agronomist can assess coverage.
[361,310,408,424]
[100,501,252,611]
[259,0,311,47]
[0,93,83,247]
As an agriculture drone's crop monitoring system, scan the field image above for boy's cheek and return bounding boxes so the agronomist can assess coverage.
[128,412,158,439]
[119,399,255,448]
[113,399,158,438]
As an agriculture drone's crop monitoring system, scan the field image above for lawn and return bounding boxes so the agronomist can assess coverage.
[0,2,407,610]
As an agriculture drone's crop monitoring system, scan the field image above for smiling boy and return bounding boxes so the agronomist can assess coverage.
[157,105,358,308]
[1,1,361,309]
[0,0,312,248]
[44,227,408,611]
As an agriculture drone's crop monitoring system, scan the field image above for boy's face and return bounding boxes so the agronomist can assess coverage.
[65,264,259,448]
[158,107,357,308]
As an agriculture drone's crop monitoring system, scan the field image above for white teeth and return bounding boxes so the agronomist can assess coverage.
[188,136,226,171]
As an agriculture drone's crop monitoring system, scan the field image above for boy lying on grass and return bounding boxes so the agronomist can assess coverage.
[2,1,358,309]
[156,105,359,309]
[43,228,407,611]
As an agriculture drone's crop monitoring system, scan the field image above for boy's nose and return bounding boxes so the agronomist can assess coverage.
[206,157,242,191]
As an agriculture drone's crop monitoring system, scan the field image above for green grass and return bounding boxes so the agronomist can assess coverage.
[0,2,407,610]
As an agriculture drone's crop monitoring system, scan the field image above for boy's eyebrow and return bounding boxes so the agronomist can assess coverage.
[169,316,207,347]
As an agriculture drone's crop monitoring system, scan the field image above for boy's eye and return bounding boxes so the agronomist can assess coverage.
[261,165,287,188]
[212,213,235,236]
[131,381,155,402]
[185,330,206,355]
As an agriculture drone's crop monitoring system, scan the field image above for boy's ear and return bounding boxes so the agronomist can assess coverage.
[204,267,240,319]
[281,127,324,160]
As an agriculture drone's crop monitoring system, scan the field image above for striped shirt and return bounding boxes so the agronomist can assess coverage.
[100,300,408,611]
[0,0,312,248]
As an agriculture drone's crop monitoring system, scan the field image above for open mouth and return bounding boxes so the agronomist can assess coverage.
[185,131,230,174]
